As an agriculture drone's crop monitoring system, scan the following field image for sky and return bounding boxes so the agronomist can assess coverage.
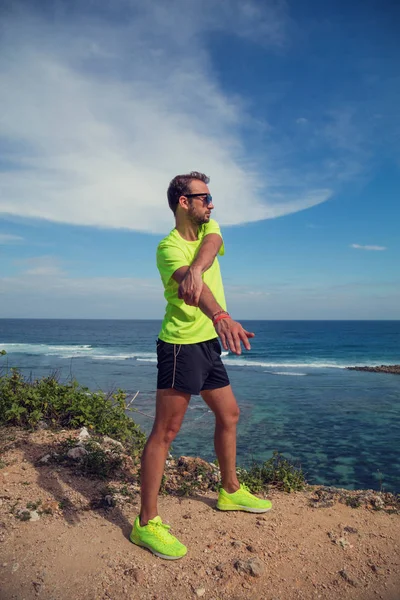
[0,0,399,320]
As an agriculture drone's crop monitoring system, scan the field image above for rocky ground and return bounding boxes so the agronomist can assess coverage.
[0,426,399,600]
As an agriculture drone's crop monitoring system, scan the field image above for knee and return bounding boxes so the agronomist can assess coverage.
[218,405,240,428]
[153,423,181,447]
[231,405,240,425]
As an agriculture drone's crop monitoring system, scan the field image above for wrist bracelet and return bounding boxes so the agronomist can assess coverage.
[213,313,231,326]
[212,310,228,320]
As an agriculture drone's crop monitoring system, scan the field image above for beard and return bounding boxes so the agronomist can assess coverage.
[188,206,209,226]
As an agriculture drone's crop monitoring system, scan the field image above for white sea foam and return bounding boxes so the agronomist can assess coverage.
[91,354,136,361]
[93,352,158,362]
[0,341,381,370]
[271,371,307,376]
[0,343,93,357]
[0,342,158,362]
[221,357,346,369]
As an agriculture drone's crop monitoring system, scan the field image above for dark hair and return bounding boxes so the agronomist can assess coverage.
[167,171,210,214]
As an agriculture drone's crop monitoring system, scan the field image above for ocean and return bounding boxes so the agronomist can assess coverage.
[1,319,399,493]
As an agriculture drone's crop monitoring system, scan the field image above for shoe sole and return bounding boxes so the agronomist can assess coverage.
[130,533,187,560]
[216,503,272,513]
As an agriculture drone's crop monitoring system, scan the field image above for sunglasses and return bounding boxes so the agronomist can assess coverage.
[184,193,213,206]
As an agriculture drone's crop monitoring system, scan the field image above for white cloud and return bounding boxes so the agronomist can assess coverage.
[14,256,66,277]
[350,244,387,251]
[0,272,163,318]
[1,269,399,320]
[1,273,160,296]
[296,117,308,124]
[0,1,331,234]
[0,233,23,244]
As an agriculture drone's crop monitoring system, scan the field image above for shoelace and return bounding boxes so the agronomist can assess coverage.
[148,520,174,543]
[240,483,251,494]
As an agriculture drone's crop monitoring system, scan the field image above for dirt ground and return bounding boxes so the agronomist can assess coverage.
[0,427,399,600]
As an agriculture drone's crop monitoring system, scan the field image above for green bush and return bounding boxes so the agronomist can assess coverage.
[0,368,146,455]
[237,451,306,493]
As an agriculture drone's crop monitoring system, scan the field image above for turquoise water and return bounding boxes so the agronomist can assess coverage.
[1,319,399,492]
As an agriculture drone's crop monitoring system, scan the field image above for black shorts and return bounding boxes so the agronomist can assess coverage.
[156,337,230,395]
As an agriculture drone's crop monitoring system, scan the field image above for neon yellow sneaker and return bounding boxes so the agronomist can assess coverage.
[130,515,187,560]
[217,484,272,513]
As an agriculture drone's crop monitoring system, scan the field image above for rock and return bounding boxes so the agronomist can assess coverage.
[124,567,146,584]
[337,537,352,549]
[104,495,115,507]
[78,427,90,441]
[12,563,19,573]
[234,558,264,578]
[37,420,49,429]
[178,456,213,475]
[41,501,59,515]
[29,511,40,522]
[339,569,358,587]
[369,563,382,574]
[134,569,146,584]
[255,520,265,527]
[39,454,52,464]
[328,531,352,548]
[246,545,256,553]
[369,495,385,509]
[103,436,123,449]
[346,364,400,375]
[231,540,244,548]
[195,588,206,597]
[67,446,88,460]
[309,488,336,508]
[343,526,358,534]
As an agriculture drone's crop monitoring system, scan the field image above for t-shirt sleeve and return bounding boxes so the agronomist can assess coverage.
[156,241,189,286]
[202,218,225,256]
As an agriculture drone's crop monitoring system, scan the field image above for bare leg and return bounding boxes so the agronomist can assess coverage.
[139,388,190,525]
[201,385,240,493]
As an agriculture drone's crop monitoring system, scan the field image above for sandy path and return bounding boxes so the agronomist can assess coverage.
[0,428,399,600]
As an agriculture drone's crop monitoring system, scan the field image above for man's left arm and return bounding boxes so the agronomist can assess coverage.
[178,232,222,306]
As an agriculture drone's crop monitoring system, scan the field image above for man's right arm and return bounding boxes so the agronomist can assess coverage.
[172,266,254,355]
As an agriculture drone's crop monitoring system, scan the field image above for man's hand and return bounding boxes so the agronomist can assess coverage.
[215,318,255,355]
[178,267,203,306]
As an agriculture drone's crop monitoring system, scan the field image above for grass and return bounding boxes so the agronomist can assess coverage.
[0,365,146,457]
[237,451,306,493]
[26,499,41,510]
[1,353,306,495]
[57,437,125,479]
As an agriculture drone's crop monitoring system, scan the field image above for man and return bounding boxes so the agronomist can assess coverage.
[130,172,272,559]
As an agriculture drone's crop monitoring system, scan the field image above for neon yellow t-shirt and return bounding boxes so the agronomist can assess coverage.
[157,219,227,344]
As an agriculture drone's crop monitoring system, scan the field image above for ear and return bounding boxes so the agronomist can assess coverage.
[178,195,189,211]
